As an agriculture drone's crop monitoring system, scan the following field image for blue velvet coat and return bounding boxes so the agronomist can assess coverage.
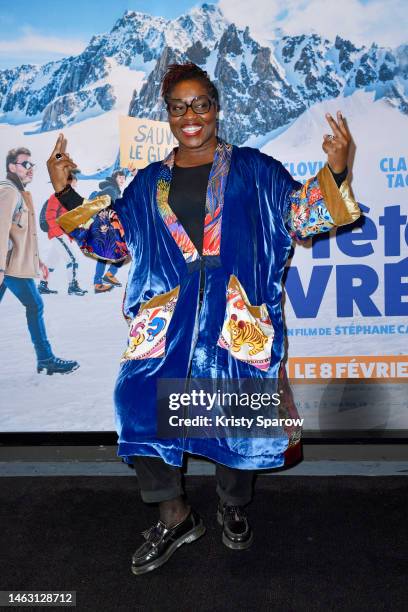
[58,141,360,470]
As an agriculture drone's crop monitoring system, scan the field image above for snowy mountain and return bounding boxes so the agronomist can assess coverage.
[129,24,306,144]
[0,3,226,131]
[129,24,408,144]
[0,3,406,143]
[272,33,408,112]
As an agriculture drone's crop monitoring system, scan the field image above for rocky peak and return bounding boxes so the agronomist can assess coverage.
[128,46,183,121]
[218,24,243,56]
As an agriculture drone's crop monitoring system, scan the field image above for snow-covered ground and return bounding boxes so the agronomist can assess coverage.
[0,90,406,431]
[0,277,128,431]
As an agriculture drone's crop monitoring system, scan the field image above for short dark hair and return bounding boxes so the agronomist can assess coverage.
[112,170,125,181]
[161,62,219,108]
[6,147,31,172]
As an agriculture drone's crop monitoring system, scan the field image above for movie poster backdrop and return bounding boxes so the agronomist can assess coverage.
[0,1,406,433]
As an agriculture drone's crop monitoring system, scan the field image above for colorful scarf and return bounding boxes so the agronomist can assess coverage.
[156,139,232,263]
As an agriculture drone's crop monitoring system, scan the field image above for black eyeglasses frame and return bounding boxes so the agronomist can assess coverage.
[165,95,215,117]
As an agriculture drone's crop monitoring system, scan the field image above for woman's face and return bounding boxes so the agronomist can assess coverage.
[166,79,217,150]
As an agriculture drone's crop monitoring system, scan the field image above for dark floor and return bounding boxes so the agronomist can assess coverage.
[0,476,407,612]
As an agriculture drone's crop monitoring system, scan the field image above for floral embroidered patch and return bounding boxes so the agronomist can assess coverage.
[121,286,179,361]
[287,176,335,239]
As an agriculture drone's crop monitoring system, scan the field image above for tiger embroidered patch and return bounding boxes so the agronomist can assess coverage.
[217,275,274,371]
[228,314,269,356]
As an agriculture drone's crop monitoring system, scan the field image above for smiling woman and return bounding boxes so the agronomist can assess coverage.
[162,64,219,166]
[46,61,360,573]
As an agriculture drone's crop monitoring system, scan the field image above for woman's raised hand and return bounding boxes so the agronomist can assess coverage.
[322,111,352,174]
[46,133,77,192]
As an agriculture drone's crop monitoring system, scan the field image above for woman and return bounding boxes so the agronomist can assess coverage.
[41,170,88,296]
[47,63,360,574]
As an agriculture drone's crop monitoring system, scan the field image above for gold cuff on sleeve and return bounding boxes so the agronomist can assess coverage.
[317,164,361,226]
[56,195,111,233]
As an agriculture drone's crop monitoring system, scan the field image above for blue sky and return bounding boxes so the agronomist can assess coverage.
[0,0,198,68]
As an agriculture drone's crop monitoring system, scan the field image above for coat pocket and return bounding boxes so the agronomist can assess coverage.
[217,275,274,371]
[120,285,180,362]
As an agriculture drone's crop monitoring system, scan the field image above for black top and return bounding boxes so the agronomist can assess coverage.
[168,163,212,255]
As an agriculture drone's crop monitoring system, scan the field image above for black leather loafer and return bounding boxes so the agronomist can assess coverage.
[217,502,253,550]
[131,509,206,575]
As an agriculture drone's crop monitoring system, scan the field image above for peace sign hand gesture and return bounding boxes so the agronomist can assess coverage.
[46,133,77,193]
[322,111,352,174]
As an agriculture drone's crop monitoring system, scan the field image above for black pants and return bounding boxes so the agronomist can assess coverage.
[132,455,254,506]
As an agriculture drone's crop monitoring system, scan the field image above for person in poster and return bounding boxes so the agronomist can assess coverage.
[46,63,360,574]
[39,170,88,296]
[91,170,127,293]
[0,147,79,375]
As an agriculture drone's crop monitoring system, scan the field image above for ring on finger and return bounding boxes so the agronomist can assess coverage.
[327,135,335,141]
[55,153,62,159]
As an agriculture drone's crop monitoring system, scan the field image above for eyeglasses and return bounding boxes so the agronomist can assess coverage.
[166,95,214,117]
[15,161,35,170]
